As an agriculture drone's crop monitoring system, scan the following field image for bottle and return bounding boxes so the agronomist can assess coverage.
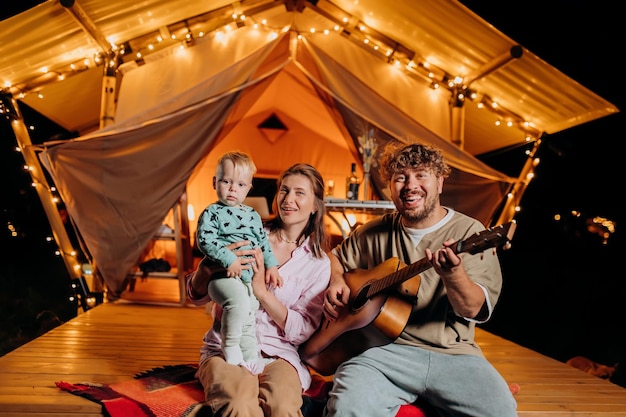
[346,163,361,200]
[325,179,335,197]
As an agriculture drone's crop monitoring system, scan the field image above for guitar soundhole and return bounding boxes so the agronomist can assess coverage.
[351,284,370,312]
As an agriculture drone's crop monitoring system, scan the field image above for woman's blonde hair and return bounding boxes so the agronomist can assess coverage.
[265,163,327,258]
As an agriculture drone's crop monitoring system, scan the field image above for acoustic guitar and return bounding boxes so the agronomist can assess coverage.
[299,221,516,376]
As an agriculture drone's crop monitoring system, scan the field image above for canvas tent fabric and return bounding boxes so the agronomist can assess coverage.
[40,27,513,295]
[1,0,618,151]
[2,0,618,295]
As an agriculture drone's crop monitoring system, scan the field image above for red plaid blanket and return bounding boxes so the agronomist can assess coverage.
[56,364,446,417]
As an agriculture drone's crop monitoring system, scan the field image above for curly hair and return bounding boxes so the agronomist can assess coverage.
[379,142,451,182]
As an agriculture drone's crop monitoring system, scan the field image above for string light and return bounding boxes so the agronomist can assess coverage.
[4,2,545,254]
[5,107,88,310]
[2,2,540,139]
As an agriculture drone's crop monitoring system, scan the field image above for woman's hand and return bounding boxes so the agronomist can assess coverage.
[249,246,288,329]
[249,247,269,299]
[189,240,254,297]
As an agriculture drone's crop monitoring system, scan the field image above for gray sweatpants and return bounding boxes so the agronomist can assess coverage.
[324,343,517,417]
[207,277,259,364]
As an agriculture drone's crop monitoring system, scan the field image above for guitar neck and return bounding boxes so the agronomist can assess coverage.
[367,258,430,298]
[364,221,515,300]
[301,222,515,375]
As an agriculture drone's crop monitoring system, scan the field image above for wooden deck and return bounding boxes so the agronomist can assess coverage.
[1,279,626,416]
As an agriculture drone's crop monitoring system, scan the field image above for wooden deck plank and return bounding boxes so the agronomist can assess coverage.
[1,284,625,416]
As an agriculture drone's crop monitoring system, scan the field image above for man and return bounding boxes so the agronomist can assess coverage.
[323,143,517,416]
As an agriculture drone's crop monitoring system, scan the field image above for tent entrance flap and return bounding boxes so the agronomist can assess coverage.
[21,3,614,296]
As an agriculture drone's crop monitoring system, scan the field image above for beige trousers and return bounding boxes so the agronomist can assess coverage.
[196,355,304,417]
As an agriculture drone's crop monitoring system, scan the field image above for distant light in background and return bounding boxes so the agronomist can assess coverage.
[587,216,616,245]
[0,91,19,121]
[553,210,616,245]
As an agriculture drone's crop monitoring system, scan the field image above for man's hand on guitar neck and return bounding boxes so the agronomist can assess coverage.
[425,238,461,274]
[426,238,487,320]
[324,253,351,321]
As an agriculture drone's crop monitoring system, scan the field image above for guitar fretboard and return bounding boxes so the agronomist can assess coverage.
[363,222,515,300]
[367,258,430,298]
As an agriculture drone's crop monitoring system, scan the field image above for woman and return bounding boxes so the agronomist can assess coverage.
[186,163,330,417]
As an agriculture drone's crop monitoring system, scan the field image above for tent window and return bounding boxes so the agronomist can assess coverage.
[249,177,277,214]
[258,113,288,143]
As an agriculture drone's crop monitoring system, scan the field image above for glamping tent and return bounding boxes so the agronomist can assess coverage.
[0,0,618,297]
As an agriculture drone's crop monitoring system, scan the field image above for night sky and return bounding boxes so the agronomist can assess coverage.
[1,1,624,366]
[458,1,624,365]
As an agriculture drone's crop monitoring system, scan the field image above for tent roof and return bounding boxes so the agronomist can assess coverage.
[1,0,620,294]
[0,0,618,156]
[36,28,515,294]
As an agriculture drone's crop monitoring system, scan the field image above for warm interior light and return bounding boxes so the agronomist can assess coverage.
[187,204,195,221]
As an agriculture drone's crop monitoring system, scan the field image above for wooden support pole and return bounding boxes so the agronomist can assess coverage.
[2,93,83,281]
[494,138,542,226]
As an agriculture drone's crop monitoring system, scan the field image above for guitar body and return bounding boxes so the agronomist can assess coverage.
[299,221,516,376]
[300,258,419,376]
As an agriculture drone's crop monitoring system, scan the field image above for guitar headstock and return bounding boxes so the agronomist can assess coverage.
[455,221,517,255]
